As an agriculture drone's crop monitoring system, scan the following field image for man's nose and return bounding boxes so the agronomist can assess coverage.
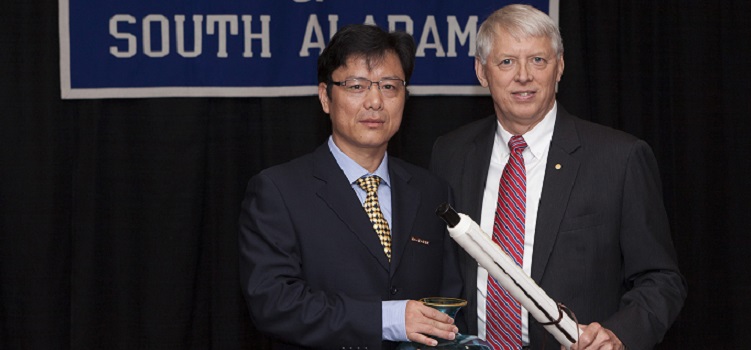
[364,84,384,110]
[516,61,533,82]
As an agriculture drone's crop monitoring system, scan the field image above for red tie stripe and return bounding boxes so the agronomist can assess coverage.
[486,135,527,349]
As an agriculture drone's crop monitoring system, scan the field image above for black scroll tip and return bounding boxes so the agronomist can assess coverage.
[435,203,461,228]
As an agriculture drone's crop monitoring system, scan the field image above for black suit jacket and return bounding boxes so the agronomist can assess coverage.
[239,143,463,350]
[430,107,686,350]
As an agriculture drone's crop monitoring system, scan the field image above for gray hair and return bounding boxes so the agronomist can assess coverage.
[476,4,563,64]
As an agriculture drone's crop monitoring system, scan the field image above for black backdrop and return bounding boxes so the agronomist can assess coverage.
[2,0,750,348]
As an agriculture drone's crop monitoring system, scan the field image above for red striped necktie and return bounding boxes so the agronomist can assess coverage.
[486,135,527,349]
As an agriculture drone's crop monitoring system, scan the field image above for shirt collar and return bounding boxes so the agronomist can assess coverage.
[327,136,390,186]
[496,102,557,160]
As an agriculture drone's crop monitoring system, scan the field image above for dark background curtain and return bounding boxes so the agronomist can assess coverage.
[2,0,749,348]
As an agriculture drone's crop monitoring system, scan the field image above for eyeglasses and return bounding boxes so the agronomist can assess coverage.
[330,78,407,98]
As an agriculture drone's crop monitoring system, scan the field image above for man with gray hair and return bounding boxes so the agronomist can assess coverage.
[431,4,686,350]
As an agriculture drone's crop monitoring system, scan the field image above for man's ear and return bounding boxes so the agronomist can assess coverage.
[475,58,488,87]
[318,82,330,114]
[556,54,565,82]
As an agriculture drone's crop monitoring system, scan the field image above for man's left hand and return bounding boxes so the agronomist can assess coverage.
[566,322,624,350]
[404,300,458,347]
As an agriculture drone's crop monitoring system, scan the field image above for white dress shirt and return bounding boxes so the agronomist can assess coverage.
[477,103,557,345]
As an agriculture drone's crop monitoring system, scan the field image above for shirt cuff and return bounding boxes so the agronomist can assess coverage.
[382,300,409,342]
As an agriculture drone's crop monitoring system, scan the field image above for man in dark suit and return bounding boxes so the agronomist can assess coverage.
[239,24,463,350]
[430,5,686,350]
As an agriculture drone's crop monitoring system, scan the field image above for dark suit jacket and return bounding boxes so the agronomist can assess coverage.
[430,107,686,350]
[239,143,463,350]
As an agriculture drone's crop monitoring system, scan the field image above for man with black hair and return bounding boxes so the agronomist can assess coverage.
[240,24,463,350]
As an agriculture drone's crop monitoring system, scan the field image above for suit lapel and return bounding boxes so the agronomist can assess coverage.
[462,116,496,221]
[387,159,419,277]
[312,145,391,271]
[459,116,496,334]
[531,110,581,283]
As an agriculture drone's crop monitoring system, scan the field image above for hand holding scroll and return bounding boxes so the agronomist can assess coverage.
[436,203,581,349]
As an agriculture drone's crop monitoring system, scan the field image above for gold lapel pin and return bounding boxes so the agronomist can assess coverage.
[555,164,562,170]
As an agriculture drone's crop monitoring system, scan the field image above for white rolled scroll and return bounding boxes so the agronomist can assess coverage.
[437,204,580,349]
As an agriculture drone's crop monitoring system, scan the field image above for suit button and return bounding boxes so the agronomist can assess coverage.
[390,286,398,295]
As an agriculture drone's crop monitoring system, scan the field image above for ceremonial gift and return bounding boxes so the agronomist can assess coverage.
[436,204,580,349]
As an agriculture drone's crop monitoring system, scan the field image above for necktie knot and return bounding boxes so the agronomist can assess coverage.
[509,135,528,154]
[356,175,381,193]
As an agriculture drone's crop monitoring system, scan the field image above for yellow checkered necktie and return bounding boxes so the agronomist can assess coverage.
[356,175,392,261]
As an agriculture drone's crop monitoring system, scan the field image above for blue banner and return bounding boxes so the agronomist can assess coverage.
[59,0,557,99]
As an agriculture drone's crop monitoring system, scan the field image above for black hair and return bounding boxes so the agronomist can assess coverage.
[317,24,416,98]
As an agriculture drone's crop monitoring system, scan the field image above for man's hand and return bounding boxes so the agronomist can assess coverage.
[566,322,624,350]
[404,300,459,346]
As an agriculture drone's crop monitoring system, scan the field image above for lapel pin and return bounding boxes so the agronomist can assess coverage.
[411,236,430,245]
[555,164,562,170]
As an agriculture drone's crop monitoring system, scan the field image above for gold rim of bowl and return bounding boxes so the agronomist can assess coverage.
[420,297,468,307]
